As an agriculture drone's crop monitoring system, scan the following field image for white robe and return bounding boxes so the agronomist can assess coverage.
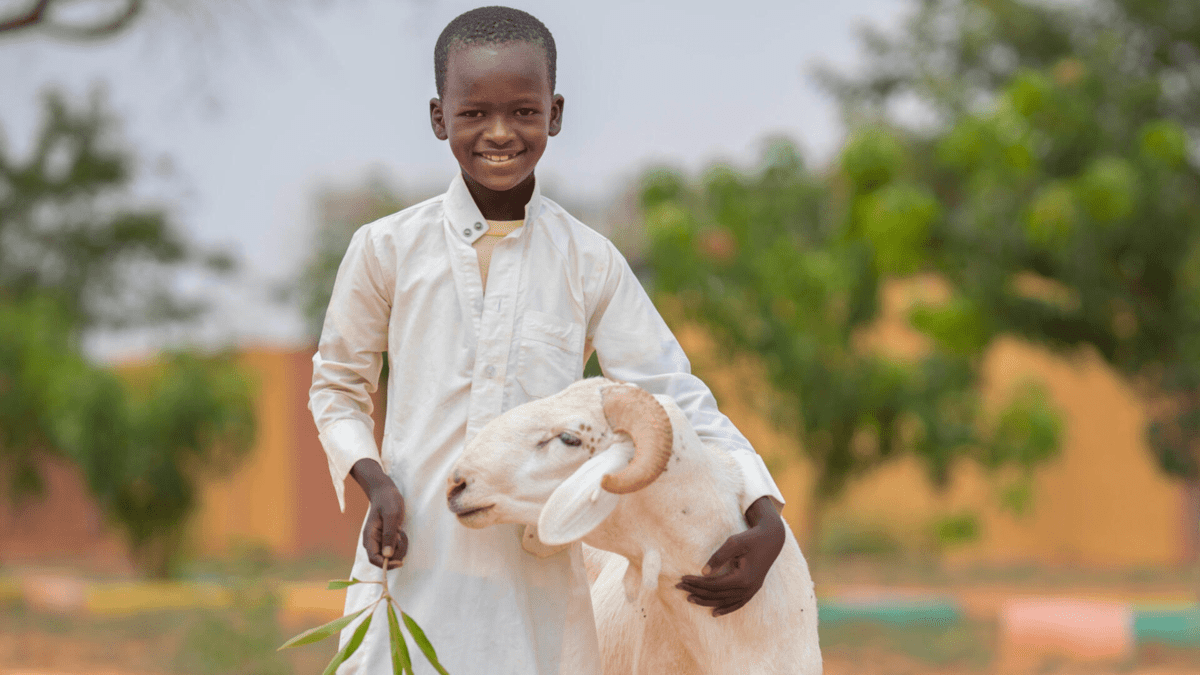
[309,173,785,675]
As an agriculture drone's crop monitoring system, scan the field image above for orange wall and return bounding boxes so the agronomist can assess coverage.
[671,277,1187,568]
[189,348,372,559]
[191,349,299,556]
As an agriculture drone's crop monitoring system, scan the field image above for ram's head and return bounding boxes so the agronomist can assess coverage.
[447,377,672,545]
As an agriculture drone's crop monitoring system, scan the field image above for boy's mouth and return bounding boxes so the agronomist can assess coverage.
[477,151,524,164]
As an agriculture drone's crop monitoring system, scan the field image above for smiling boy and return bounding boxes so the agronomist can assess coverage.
[309,6,787,674]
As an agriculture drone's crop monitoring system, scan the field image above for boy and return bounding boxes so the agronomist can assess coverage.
[310,6,787,674]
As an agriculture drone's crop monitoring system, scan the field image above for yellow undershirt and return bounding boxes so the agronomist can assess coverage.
[473,219,524,292]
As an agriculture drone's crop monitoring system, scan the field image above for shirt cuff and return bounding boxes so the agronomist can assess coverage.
[317,418,380,513]
[730,452,786,516]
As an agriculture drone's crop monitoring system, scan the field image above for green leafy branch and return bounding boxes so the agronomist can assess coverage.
[278,555,449,675]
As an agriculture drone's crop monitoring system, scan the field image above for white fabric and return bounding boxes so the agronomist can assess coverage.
[309,172,786,675]
[476,218,524,292]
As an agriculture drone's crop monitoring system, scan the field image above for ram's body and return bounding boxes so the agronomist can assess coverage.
[448,377,821,675]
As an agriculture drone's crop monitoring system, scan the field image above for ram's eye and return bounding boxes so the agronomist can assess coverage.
[558,432,582,446]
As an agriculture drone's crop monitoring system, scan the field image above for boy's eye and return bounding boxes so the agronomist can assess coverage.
[514,109,536,116]
[558,432,582,446]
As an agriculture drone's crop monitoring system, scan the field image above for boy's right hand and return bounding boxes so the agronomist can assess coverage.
[350,458,408,570]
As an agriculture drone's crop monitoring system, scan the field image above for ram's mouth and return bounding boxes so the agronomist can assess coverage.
[452,503,495,524]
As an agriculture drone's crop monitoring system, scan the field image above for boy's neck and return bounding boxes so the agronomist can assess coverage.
[463,172,536,221]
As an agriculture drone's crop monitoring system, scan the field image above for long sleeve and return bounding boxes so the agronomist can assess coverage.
[309,224,395,512]
[586,240,785,513]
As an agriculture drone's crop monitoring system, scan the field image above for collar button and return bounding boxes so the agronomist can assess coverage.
[463,228,472,237]
[474,222,483,230]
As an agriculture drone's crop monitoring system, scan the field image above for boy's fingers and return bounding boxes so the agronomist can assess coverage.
[363,510,382,555]
[394,530,409,563]
[703,537,749,576]
[714,598,752,617]
[379,525,408,569]
[677,581,750,602]
[677,567,746,591]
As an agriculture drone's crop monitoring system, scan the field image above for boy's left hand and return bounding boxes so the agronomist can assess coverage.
[674,496,785,617]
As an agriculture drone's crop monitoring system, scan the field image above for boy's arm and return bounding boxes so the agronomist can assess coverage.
[586,239,786,617]
[309,224,394,513]
[586,241,785,513]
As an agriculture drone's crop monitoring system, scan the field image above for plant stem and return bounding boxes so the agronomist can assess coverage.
[381,554,394,605]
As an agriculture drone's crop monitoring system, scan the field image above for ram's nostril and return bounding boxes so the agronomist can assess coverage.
[448,476,468,500]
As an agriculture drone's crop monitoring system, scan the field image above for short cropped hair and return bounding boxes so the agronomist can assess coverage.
[434,6,557,98]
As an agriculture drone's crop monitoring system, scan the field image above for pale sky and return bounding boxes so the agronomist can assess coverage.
[0,0,910,360]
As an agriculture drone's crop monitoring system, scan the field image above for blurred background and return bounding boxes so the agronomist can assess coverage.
[2,0,1199,673]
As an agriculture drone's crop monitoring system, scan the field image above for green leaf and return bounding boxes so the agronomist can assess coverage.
[403,612,450,674]
[841,127,905,192]
[278,605,370,651]
[322,610,373,675]
[327,578,364,590]
[388,602,414,675]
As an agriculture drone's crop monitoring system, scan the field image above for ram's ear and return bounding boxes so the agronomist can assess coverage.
[538,442,634,546]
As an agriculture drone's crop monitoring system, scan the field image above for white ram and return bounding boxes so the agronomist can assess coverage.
[447,377,821,675]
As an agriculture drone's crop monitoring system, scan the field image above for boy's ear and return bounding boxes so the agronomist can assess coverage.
[430,97,448,140]
[548,94,564,137]
[537,440,631,546]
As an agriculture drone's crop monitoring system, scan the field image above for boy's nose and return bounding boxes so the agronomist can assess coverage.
[483,118,516,142]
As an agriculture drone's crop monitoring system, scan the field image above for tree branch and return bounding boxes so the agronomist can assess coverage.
[0,0,143,39]
[43,0,143,40]
[0,0,52,33]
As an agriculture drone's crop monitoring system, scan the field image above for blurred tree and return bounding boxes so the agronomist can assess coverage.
[823,0,1200,561]
[0,298,255,577]
[0,88,233,331]
[0,90,257,577]
[287,173,407,340]
[639,138,1062,545]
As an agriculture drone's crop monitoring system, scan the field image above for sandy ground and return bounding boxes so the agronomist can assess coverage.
[3,629,1199,675]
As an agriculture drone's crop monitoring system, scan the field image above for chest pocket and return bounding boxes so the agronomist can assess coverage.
[516,310,583,399]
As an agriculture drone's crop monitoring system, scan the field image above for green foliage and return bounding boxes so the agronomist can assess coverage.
[640,138,1062,524]
[932,511,980,549]
[825,0,1200,486]
[0,89,230,331]
[856,182,939,275]
[841,127,905,191]
[0,89,258,577]
[387,604,414,675]
[0,297,257,576]
[280,573,450,675]
[0,297,74,498]
[175,582,291,675]
[279,605,371,651]
[909,295,991,356]
[818,519,904,559]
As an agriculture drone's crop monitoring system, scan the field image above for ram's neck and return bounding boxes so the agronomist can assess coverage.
[583,403,746,585]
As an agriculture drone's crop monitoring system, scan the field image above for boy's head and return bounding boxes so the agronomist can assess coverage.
[430,6,564,199]
[433,6,557,100]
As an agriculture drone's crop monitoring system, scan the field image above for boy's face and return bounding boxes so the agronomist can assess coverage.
[430,41,564,195]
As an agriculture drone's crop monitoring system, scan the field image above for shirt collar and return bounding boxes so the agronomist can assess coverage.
[444,171,543,245]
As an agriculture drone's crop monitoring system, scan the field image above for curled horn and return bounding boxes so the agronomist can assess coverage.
[599,384,673,494]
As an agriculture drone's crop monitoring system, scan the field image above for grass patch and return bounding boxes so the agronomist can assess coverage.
[819,618,995,671]
[0,580,336,674]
